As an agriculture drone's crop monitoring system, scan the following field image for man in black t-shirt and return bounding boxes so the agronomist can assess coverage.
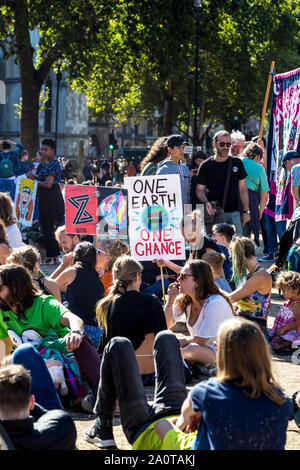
[196,130,250,235]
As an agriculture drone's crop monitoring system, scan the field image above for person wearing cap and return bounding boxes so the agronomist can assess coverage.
[283,150,300,206]
[156,135,191,208]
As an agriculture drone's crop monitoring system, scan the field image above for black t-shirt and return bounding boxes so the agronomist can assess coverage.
[99,290,167,353]
[196,156,247,212]
[66,269,105,327]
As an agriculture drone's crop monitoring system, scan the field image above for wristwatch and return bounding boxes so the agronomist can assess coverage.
[71,329,84,337]
[243,210,250,214]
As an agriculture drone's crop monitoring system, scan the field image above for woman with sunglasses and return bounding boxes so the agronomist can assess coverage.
[54,241,105,349]
[165,259,233,376]
[96,255,166,379]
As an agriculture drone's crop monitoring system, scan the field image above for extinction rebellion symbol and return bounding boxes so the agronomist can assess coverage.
[67,194,94,225]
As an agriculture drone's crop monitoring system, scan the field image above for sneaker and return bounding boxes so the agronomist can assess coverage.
[258,254,274,262]
[85,419,116,448]
[81,393,95,414]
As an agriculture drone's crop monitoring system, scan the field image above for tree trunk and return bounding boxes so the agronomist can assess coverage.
[20,76,42,158]
[162,80,174,135]
[13,0,56,157]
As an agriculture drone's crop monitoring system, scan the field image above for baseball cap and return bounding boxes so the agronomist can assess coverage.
[282,150,299,164]
[167,135,187,148]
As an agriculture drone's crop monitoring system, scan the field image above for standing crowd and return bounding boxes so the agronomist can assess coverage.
[0,131,299,451]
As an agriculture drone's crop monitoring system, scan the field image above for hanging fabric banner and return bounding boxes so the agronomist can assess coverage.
[265,67,300,221]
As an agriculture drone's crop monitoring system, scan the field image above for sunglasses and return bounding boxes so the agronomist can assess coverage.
[96,249,111,256]
[177,273,193,281]
[217,142,232,148]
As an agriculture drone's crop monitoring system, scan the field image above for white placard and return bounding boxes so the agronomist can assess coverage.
[124,175,186,261]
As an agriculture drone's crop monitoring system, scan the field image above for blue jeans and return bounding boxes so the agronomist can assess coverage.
[224,211,243,235]
[94,330,187,444]
[265,214,287,255]
[0,178,16,200]
[12,343,63,410]
[84,324,102,350]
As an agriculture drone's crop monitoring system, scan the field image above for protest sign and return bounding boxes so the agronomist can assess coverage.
[96,187,128,239]
[14,175,37,227]
[65,184,98,235]
[124,175,186,261]
[65,184,128,238]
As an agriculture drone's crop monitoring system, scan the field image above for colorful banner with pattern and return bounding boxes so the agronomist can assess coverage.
[265,67,300,220]
[65,184,128,238]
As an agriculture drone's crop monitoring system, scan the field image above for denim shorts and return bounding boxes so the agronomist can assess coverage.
[84,324,102,349]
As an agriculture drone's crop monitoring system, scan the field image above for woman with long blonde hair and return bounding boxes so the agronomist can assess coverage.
[96,255,166,377]
[173,317,292,450]
[228,235,272,333]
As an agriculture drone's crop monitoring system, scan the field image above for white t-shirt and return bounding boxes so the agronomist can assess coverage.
[173,294,233,347]
[6,224,24,248]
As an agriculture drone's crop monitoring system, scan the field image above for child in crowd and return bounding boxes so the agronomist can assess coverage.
[202,252,232,293]
[268,271,300,352]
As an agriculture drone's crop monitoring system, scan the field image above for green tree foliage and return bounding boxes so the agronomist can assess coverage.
[72,0,299,142]
[0,0,112,155]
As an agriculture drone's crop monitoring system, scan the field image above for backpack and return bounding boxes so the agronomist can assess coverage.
[0,154,14,177]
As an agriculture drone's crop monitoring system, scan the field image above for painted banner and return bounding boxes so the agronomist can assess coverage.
[14,175,38,227]
[65,184,98,235]
[124,175,186,261]
[65,184,128,238]
[266,67,300,220]
[96,186,128,239]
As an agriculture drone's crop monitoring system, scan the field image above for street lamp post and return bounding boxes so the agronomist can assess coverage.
[193,0,202,146]
[54,57,63,150]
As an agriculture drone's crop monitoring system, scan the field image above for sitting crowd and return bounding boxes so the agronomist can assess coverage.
[0,208,299,450]
[0,131,299,450]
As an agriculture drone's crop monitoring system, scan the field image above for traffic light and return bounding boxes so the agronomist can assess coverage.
[108,132,118,150]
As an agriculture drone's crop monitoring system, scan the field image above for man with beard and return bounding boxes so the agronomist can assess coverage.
[49,226,83,282]
[196,130,250,236]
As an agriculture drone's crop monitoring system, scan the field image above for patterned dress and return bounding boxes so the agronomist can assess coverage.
[269,300,300,344]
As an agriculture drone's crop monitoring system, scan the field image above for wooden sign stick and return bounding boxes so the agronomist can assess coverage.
[259,61,275,139]
[160,266,166,305]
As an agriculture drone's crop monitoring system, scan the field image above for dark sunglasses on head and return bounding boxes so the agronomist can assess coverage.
[217,142,232,148]
[177,273,193,281]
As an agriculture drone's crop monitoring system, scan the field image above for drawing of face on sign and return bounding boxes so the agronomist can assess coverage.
[97,188,128,238]
[15,177,36,225]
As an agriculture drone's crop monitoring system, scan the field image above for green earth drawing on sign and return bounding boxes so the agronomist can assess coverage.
[141,205,169,232]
